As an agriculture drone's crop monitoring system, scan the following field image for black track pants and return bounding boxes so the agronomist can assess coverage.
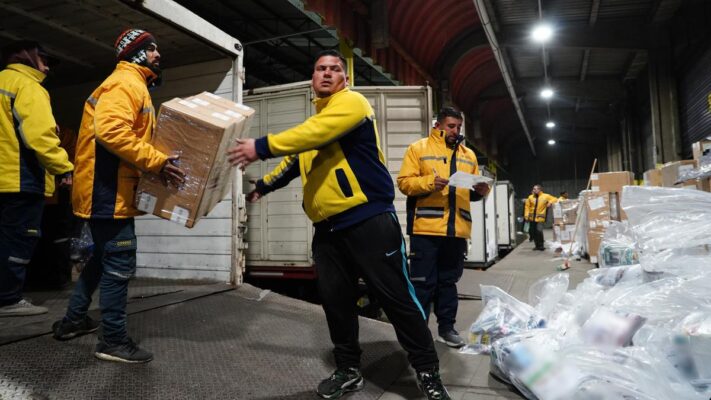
[314,212,439,372]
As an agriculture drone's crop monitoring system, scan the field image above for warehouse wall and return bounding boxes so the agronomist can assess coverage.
[501,140,605,202]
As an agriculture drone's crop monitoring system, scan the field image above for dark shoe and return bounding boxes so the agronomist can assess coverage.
[534,247,545,251]
[94,339,153,363]
[0,299,48,317]
[52,316,99,341]
[417,368,451,400]
[316,367,364,399]
[437,330,465,348]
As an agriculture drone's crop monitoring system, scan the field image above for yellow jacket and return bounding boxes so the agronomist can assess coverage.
[254,87,395,230]
[72,62,167,219]
[524,192,558,223]
[0,63,73,196]
[397,128,480,238]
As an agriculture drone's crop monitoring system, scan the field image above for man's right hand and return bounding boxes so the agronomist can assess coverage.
[160,156,186,188]
[434,176,449,191]
[246,179,263,202]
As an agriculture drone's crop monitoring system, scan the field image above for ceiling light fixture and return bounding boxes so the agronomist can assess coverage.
[545,121,556,128]
[540,88,554,99]
[547,139,556,145]
[531,24,553,43]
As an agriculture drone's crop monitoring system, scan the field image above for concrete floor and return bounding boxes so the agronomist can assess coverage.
[0,229,595,400]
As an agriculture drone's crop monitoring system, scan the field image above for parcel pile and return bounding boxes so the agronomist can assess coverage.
[463,186,711,400]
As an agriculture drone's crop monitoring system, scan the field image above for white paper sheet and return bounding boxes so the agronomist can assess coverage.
[447,171,493,189]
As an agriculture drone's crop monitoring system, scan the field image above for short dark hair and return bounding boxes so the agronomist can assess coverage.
[560,191,568,196]
[437,107,463,123]
[313,49,347,70]
[533,184,542,189]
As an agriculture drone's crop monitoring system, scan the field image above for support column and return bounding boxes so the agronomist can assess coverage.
[648,34,682,164]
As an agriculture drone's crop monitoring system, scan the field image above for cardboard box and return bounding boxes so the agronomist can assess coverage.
[700,177,711,192]
[590,171,634,193]
[661,160,698,187]
[587,227,605,264]
[692,138,711,163]
[585,192,613,222]
[554,223,577,244]
[136,96,254,227]
[552,199,579,225]
[643,169,662,187]
[674,178,711,192]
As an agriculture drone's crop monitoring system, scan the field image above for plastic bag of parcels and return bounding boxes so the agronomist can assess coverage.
[640,248,711,283]
[528,272,569,318]
[620,186,711,253]
[461,285,545,355]
[597,221,638,268]
[491,330,705,400]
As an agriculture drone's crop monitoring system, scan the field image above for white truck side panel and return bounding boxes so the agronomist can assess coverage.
[242,83,432,269]
[136,58,236,281]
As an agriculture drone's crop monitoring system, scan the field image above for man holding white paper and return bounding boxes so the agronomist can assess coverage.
[397,107,489,348]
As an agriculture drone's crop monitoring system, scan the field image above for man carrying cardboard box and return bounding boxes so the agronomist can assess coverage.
[228,50,451,400]
[51,29,185,364]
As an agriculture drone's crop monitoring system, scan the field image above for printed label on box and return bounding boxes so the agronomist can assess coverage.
[136,192,157,213]
[588,196,605,210]
[590,174,599,180]
[553,204,563,218]
[235,103,251,111]
[591,185,600,192]
[170,206,190,226]
[178,100,198,108]
[204,92,221,99]
[224,110,244,120]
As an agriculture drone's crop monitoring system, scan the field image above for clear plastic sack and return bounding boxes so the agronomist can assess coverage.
[461,285,544,355]
[598,221,638,268]
[528,272,569,318]
[70,221,94,270]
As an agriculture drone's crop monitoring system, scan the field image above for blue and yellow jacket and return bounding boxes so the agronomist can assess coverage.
[397,128,481,238]
[254,87,394,231]
[0,63,73,196]
[72,62,168,219]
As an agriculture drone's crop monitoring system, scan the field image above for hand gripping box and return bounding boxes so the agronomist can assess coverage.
[136,94,254,227]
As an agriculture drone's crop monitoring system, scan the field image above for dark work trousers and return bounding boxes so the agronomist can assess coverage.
[65,218,137,345]
[313,212,439,372]
[408,235,466,336]
[530,221,544,249]
[0,193,44,306]
[27,188,74,288]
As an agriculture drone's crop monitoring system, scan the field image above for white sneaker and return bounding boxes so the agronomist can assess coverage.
[0,299,48,317]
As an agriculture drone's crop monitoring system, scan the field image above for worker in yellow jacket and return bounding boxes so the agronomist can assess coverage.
[0,41,73,317]
[228,50,451,400]
[397,107,489,349]
[52,29,184,364]
[524,184,557,250]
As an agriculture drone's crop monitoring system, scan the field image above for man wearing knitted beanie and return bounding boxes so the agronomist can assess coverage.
[51,29,185,363]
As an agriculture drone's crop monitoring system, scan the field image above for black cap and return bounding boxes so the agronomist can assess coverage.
[1,40,60,67]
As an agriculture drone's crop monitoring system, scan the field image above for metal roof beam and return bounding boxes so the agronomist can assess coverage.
[501,23,650,51]
[589,0,601,26]
[579,49,590,82]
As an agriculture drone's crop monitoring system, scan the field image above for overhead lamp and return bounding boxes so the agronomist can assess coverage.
[531,24,553,43]
[545,121,556,129]
[540,88,554,100]
[547,139,556,145]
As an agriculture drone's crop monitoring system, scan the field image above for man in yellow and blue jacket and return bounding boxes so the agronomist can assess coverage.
[51,29,184,364]
[228,50,451,400]
[397,107,489,349]
[0,41,73,317]
[524,184,558,250]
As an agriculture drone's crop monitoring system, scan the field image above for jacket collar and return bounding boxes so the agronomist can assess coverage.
[7,63,46,83]
[313,86,349,112]
[115,61,157,85]
[429,127,465,151]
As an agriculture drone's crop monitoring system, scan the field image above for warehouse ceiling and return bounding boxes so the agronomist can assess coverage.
[0,0,228,86]
[0,0,687,165]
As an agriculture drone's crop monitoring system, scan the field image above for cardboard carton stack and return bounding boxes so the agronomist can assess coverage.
[136,92,255,228]
[585,172,632,263]
[552,199,579,244]
[642,137,711,191]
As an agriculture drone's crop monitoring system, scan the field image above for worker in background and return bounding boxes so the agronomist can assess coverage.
[0,41,73,317]
[524,184,557,251]
[397,107,489,349]
[51,29,185,364]
[227,50,451,400]
[558,191,569,201]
